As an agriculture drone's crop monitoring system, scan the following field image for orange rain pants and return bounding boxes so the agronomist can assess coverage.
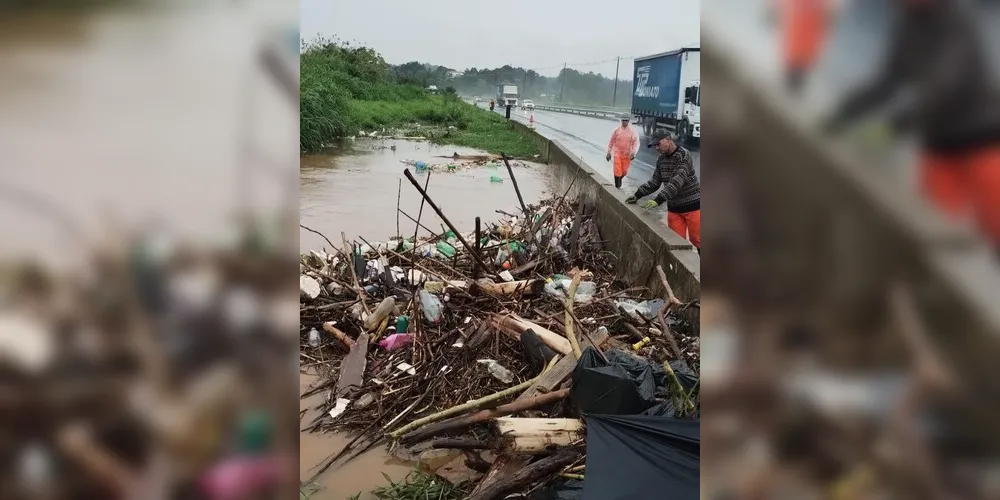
[780,0,830,73]
[667,210,701,249]
[921,146,1000,247]
[613,155,632,177]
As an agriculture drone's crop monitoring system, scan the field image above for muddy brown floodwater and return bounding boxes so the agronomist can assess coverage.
[300,139,554,251]
[300,139,554,499]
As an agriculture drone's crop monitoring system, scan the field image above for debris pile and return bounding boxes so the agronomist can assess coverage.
[300,178,701,497]
[400,156,531,174]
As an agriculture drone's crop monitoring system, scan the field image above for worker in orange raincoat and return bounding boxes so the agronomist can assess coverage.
[825,0,1000,256]
[772,0,834,94]
[606,114,639,189]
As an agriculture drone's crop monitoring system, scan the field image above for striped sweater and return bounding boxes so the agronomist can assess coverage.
[633,146,700,213]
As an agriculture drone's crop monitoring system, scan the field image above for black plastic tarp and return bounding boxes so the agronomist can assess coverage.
[570,348,697,416]
[581,415,700,500]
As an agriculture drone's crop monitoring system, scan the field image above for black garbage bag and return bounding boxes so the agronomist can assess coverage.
[582,415,699,500]
[521,329,559,374]
[570,348,658,415]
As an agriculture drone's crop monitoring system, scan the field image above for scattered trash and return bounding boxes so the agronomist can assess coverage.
[299,194,700,497]
[328,398,352,419]
[379,333,414,352]
[418,289,443,324]
[364,297,397,330]
[307,328,321,348]
[477,359,515,384]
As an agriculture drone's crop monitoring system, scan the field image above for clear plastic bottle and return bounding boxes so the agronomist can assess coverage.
[477,359,514,384]
[363,297,396,330]
[308,328,321,348]
[418,290,443,324]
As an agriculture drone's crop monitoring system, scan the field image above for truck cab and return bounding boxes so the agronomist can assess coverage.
[680,81,700,143]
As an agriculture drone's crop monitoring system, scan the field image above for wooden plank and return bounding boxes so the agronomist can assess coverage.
[515,327,609,403]
[335,332,369,396]
[495,417,584,436]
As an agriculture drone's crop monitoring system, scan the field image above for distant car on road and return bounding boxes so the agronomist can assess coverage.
[521,99,535,110]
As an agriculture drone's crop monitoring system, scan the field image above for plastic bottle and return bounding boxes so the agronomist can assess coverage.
[396,315,409,334]
[490,175,503,183]
[415,160,428,170]
[494,248,510,267]
[436,240,457,258]
[477,359,514,384]
[418,289,443,324]
[307,328,320,348]
[363,297,396,330]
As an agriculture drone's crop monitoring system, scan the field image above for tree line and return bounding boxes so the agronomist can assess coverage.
[393,62,632,107]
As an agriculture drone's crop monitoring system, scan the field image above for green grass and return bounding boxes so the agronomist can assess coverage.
[347,471,471,500]
[300,38,540,158]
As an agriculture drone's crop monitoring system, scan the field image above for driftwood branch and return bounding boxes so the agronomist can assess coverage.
[564,273,584,359]
[387,357,559,440]
[400,388,570,446]
[465,450,582,500]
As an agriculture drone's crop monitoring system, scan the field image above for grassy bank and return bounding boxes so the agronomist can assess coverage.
[300,39,540,158]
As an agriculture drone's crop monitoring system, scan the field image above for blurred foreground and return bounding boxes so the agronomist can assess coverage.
[702,1,1000,498]
[0,2,299,499]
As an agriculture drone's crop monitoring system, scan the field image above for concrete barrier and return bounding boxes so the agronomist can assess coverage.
[511,121,701,324]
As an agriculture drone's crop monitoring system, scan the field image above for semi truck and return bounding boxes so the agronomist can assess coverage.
[631,47,700,146]
[495,84,519,107]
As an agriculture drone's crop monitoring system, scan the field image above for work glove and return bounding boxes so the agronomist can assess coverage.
[641,200,659,209]
[625,196,638,204]
[630,154,635,161]
[606,153,612,162]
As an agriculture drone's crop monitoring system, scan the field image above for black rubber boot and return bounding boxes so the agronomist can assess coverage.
[614,176,622,189]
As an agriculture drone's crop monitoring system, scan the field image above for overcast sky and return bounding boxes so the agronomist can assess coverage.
[300,0,700,78]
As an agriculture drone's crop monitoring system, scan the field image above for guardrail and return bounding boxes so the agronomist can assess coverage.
[533,104,627,121]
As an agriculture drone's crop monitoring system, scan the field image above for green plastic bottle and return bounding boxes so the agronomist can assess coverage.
[436,240,457,258]
[396,315,409,334]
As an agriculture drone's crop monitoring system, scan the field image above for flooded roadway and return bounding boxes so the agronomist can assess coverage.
[299,139,554,498]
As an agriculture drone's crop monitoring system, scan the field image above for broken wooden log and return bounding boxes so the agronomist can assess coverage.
[493,314,571,355]
[495,418,584,454]
[322,321,354,348]
[465,450,581,500]
[399,388,570,446]
[472,278,544,298]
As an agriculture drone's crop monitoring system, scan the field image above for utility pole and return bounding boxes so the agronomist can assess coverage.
[558,62,567,102]
[612,56,620,107]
